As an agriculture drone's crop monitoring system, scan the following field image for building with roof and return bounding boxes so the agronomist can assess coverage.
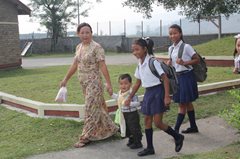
[0,0,31,69]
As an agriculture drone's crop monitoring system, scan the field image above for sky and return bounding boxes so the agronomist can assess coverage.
[18,0,184,34]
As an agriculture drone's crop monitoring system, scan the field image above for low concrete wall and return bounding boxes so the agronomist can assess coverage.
[1,79,240,120]
[20,33,237,54]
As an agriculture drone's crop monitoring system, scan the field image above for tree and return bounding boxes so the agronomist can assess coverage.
[122,0,240,19]
[30,0,90,51]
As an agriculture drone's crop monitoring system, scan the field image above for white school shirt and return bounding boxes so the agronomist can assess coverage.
[134,54,165,88]
[234,54,240,72]
[169,40,196,72]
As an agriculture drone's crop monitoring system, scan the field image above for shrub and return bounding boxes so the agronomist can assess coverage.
[221,89,240,130]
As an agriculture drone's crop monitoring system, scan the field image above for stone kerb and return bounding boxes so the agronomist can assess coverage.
[198,79,240,95]
[0,91,120,120]
[0,91,85,120]
[0,79,240,120]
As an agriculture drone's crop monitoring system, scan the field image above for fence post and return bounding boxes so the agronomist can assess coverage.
[218,15,222,39]
[31,32,34,54]
[109,21,111,36]
[96,22,99,36]
[160,19,162,37]
[141,21,143,37]
[124,19,126,36]
[198,21,201,35]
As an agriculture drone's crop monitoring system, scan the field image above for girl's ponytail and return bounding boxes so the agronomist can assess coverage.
[144,37,154,55]
[133,37,154,55]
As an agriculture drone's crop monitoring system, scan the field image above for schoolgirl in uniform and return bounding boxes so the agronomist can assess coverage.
[125,38,184,157]
[233,34,240,74]
[167,24,200,134]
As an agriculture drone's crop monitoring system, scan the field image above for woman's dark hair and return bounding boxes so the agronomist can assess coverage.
[233,38,238,57]
[169,24,184,42]
[133,37,154,55]
[119,73,132,83]
[77,22,92,33]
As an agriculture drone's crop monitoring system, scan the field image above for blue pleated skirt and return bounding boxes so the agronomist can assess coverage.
[141,84,166,115]
[173,70,199,104]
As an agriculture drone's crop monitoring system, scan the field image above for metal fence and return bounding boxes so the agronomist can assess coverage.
[87,14,240,37]
[20,14,240,39]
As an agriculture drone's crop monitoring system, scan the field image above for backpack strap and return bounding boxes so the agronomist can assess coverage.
[177,42,192,69]
[148,57,161,79]
[169,47,174,61]
[177,42,185,58]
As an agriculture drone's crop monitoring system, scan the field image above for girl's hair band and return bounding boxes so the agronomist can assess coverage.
[234,34,240,39]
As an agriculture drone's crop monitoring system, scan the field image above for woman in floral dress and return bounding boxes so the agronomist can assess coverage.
[60,22,119,148]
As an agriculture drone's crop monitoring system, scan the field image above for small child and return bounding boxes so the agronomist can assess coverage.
[111,73,143,149]
[233,34,240,74]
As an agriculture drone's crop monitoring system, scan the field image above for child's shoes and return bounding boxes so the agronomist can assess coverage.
[129,142,143,149]
[126,138,134,147]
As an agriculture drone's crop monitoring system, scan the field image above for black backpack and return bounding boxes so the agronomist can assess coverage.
[177,43,208,82]
[149,57,179,95]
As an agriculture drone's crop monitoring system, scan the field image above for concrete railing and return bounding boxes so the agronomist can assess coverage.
[1,79,240,120]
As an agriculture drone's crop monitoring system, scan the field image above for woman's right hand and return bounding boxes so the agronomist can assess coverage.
[233,67,239,74]
[60,79,67,87]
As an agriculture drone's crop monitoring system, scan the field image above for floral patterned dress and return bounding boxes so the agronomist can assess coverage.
[74,40,118,142]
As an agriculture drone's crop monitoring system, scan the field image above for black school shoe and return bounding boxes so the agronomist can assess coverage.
[126,138,134,147]
[175,134,184,152]
[129,142,143,149]
[181,127,199,134]
[137,148,155,157]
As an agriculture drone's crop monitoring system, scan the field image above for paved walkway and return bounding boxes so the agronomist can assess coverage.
[27,116,239,159]
[22,55,238,158]
[21,54,233,68]
[21,54,138,68]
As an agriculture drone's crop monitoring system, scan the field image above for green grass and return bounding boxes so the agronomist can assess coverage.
[169,142,240,159]
[0,65,138,104]
[0,90,238,159]
[193,36,235,56]
[0,65,240,159]
[0,65,239,104]
[0,106,84,159]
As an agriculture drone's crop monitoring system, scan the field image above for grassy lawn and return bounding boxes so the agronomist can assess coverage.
[0,65,239,104]
[1,35,240,158]
[0,65,240,159]
[168,142,240,159]
[0,91,239,159]
[193,36,235,56]
[0,108,84,159]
